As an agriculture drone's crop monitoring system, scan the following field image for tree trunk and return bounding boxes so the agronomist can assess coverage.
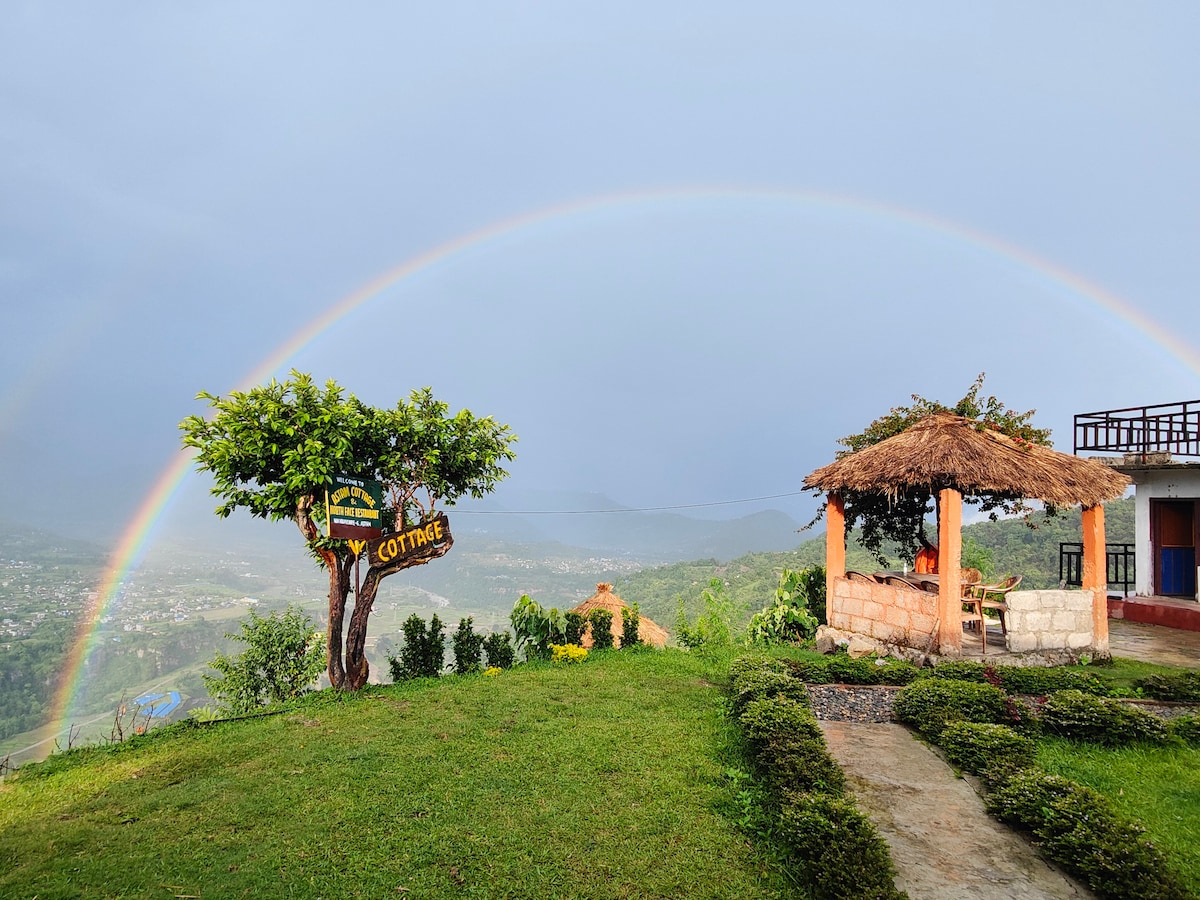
[341,531,455,690]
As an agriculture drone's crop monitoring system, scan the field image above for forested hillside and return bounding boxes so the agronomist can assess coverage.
[616,497,1135,634]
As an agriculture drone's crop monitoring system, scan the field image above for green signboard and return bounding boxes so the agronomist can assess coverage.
[325,475,384,540]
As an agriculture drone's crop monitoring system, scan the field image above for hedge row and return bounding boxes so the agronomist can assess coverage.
[787,655,1117,696]
[728,656,907,900]
[893,679,1194,900]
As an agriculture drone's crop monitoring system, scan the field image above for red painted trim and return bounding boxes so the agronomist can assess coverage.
[1108,598,1200,632]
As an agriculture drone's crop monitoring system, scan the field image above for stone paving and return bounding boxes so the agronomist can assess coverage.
[821,722,1096,900]
[1108,617,1200,667]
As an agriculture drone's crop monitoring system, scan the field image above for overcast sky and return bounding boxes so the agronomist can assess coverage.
[2,3,1199,545]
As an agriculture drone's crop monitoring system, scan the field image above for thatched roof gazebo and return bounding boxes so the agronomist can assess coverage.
[571,583,669,649]
[804,412,1130,656]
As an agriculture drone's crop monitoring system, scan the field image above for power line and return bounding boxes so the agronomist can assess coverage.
[452,491,808,515]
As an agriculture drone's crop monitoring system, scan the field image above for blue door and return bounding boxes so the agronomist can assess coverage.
[1161,548,1196,596]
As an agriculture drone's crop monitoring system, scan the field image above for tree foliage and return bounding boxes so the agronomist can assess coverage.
[811,373,1054,565]
[748,567,823,645]
[180,371,516,690]
[202,606,325,715]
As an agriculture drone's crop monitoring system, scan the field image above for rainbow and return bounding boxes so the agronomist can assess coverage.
[37,185,1200,751]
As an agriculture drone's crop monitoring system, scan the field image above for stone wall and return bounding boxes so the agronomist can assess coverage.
[828,577,938,651]
[1004,589,1095,653]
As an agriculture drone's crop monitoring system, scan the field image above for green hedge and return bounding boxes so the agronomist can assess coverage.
[1039,690,1172,747]
[939,722,1036,781]
[986,769,1191,900]
[1136,671,1200,703]
[776,793,906,900]
[726,656,906,899]
[892,678,1011,740]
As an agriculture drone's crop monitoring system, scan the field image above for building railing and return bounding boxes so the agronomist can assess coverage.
[1074,399,1200,459]
[1059,542,1135,597]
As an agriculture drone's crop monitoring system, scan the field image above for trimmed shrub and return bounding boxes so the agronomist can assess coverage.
[452,617,485,675]
[620,604,640,648]
[389,614,446,680]
[1169,714,1200,746]
[1136,670,1200,703]
[825,655,920,686]
[1039,690,1171,747]
[730,668,809,716]
[588,609,614,650]
[939,722,1036,780]
[563,611,587,646]
[739,696,844,795]
[776,793,906,900]
[986,769,1190,900]
[784,657,834,684]
[482,631,515,670]
[892,678,1010,740]
[994,665,1110,697]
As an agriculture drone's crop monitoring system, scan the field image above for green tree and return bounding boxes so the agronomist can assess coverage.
[807,373,1054,565]
[203,606,326,714]
[180,371,516,690]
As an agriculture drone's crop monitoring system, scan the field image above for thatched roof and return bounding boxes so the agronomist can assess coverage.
[804,412,1129,507]
[570,583,670,649]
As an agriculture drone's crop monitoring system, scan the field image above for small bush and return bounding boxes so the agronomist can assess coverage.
[939,722,1036,780]
[1136,670,1200,703]
[995,665,1111,697]
[1169,714,1200,746]
[563,611,587,646]
[986,769,1190,900]
[1039,690,1171,747]
[452,617,485,675]
[825,655,920,686]
[892,678,1010,740]
[588,609,614,650]
[389,614,446,680]
[776,793,905,900]
[730,668,809,716]
[620,604,640,648]
[739,696,844,795]
[784,657,833,684]
[203,605,325,715]
[482,631,515,670]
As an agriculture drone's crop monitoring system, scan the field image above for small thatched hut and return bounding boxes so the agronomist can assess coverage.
[571,583,669,649]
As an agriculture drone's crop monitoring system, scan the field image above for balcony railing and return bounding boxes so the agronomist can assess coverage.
[1074,399,1200,459]
[1059,542,1135,597]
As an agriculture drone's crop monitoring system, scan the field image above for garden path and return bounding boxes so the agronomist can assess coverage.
[819,722,1096,900]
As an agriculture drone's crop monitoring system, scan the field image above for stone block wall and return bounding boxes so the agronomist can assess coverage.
[828,577,939,651]
[1004,590,1095,653]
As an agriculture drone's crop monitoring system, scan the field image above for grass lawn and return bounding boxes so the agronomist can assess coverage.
[0,649,786,900]
[1037,738,1200,896]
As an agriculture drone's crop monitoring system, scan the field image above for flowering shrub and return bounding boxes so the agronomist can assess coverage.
[484,666,502,677]
[550,643,588,664]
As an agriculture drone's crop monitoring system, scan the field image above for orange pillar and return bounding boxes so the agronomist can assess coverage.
[937,488,963,655]
[1082,504,1110,655]
[825,493,846,625]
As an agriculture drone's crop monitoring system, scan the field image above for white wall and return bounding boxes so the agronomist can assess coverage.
[1131,469,1200,596]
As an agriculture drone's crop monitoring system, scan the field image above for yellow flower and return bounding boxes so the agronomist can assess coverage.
[484,667,502,677]
[550,643,588,664]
